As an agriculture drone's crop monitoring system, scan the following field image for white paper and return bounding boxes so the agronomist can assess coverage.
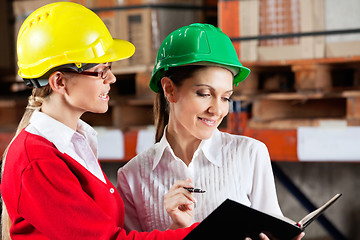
[297,126,360,161]
[95,127,124,160]
[136,126,156,154]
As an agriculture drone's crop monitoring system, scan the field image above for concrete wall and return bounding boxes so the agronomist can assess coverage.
[275,162,360,240]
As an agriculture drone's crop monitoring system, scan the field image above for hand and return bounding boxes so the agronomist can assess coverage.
[292,232,305,240]
[245,232,305,240]
[164,178,196,230]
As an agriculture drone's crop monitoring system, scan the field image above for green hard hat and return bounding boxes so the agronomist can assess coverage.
[149,23,250,93]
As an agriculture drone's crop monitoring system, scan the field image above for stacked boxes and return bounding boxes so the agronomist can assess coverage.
[219,0,360,62]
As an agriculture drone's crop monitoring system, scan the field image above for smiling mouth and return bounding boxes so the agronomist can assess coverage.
[99,91,109,101]
[198,117,217,126]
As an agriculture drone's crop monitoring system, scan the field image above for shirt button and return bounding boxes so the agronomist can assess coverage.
[110,188,115,194]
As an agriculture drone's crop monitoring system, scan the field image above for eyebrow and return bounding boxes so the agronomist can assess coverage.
[195,84,233,94]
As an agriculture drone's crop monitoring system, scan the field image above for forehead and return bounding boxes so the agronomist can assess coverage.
[185,66,234,89]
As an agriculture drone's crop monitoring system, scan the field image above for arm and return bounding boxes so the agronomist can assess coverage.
[249,141,283,216]
[117,167,144,232]
[19,156,196,240]
[118,167,196,231]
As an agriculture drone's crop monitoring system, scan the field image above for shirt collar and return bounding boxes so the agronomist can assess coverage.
[152,127,223,170]
[29,110,97,154]
[152,128,172,170]
[200,129,223,167]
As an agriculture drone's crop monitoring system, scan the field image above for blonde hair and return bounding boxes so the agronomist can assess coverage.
[1,85,52,240]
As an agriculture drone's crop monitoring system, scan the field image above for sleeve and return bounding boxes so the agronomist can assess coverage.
[248,141,283,217]
[18,155,197,240]
[117,166,144,232]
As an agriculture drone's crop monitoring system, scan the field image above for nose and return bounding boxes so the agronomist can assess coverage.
[104,70,116,84]
[208,98,223,116]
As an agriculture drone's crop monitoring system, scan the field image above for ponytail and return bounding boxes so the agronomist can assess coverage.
[1,85,52,239]
[154,89,169,143]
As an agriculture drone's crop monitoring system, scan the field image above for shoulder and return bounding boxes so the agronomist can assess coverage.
[8,130,58,160]
[218,130,267,151]
[4,130,75,186]
[6,130,74,178]
[118,142,159,176]
[216,131,270,169]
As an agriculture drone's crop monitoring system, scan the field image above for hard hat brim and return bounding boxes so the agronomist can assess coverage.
[150,62,251,93]
[18,38,135,80]
[91,38,135,64]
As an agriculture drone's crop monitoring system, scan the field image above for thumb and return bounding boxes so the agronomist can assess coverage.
[185,178,194,187]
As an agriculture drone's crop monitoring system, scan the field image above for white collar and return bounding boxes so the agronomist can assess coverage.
[28,110,97,154]
[152,127,223,170]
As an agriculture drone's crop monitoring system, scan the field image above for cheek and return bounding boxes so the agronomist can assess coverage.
[67,82,99,105]
[176,96,205,116]
[222,103,230,116]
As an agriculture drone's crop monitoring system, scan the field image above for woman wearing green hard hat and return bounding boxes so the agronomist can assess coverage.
[117,23,304,240]
[1,3,198,239]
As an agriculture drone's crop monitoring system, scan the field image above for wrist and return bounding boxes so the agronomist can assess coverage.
[169,222,189,230]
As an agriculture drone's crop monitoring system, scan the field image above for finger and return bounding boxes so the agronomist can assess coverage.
[169,179,194,191]
[259,233,270,240]
[293,232,305,240]
[165,193,197,213]
[165,187,196,203]
[165,193,195,210]
[178,202,194,212]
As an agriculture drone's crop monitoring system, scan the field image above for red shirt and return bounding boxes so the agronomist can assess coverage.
[1,130,197,239]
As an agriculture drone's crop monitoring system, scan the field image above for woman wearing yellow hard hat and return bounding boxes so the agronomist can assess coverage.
[117,24,305,240]
[1,2,198,239]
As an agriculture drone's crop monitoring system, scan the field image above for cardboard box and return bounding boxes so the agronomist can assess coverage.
[113,3,203,69]
[324,0,360,58]
[219,0,327,62]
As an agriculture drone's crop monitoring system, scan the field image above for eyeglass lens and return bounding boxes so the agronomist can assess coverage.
[100,65,112,79]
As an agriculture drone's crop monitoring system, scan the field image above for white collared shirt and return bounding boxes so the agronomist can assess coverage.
[117,128,283,232]
[25,110,106,183]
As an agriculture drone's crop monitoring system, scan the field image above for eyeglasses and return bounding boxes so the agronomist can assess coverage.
[61,64,112,80]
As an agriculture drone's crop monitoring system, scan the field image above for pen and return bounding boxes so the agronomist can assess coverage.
[184,187,206,193]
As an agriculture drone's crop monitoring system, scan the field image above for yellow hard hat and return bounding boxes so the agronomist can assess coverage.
[17,2,135,86]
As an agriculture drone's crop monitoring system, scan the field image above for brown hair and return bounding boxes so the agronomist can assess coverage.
[153,65,206,142]
[1,85,52,240]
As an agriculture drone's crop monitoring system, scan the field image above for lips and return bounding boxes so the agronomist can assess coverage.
[198,117,217,127]
[99,91,109,101]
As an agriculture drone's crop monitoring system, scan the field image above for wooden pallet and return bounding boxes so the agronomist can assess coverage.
[235,57,360,95]
[231,90,360,130]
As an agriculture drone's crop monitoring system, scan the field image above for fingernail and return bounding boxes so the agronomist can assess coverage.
[244,237,252,240]
[259,233,266,239]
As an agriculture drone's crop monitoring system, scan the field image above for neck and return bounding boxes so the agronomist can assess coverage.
[41,95,83,131]
[166,118,201,166]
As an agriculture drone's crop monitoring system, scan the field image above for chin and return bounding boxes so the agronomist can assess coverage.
[196,129,216,140]
[91,106,109,114]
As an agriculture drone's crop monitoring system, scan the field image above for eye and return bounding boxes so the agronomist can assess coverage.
[222,97,231,102]
[196,91,211,97]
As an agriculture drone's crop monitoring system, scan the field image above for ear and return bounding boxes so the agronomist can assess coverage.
[48,71,67,95]
[161,77,177,103]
